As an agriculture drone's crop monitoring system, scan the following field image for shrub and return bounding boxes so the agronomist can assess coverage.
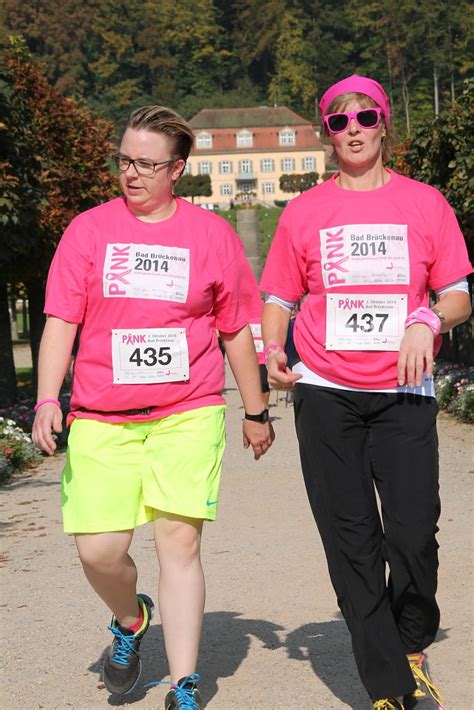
[433,362,474,422]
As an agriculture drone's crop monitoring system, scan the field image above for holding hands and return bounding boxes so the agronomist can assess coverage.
[265,346,301,392]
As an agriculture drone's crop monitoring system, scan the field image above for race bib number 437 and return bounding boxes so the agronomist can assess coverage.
[103,243,190,302]
[320,224,409,289]
[111,328,189,384]
[326,294,407,351]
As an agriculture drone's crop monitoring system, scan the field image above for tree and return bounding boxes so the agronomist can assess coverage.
[174,174,212,203]
[0,36,117,400]
[279,172,318,194]
[393,78,473,362]
[393,79,473,257]
[268,10,316,118]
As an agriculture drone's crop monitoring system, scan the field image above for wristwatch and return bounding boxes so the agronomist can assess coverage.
[431,307,445,324]
[244,408,269,423]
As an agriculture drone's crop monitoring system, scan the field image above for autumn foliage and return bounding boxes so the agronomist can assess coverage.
[0,37,118,402]
[1,36,117,280]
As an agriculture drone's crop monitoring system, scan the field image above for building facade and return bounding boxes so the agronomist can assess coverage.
[184,106,326,208]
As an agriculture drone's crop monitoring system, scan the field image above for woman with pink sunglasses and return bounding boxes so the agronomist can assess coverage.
[261,75,472,710]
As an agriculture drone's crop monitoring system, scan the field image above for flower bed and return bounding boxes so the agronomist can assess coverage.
[433,362,474,422]
[0,417,41,485]
[0,389,71,485]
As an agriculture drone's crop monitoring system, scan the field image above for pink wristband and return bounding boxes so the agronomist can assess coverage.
[34,399,61,413]
[405,307,442,337]
[263,342,284,364]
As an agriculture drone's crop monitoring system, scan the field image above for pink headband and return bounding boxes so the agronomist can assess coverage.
[319,74,390,126]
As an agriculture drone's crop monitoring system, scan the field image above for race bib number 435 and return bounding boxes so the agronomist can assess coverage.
[104,243,190,302]
[111,328,189,384]
[320,224,409,289]
[326,294,407,351]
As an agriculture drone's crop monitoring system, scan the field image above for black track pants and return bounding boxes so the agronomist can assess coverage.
[294,384,441,700]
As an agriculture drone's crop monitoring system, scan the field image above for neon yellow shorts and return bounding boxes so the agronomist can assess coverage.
[61,405,226,534]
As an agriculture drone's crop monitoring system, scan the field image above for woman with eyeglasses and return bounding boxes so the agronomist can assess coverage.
[261,75,472,710]
[32,105,274,709]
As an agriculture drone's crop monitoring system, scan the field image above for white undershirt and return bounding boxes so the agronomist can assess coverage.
[265,279,469,398]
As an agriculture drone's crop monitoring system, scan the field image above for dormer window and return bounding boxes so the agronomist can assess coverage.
[196,132,212,149]
[236,130,253,148]
[279,128,296,146]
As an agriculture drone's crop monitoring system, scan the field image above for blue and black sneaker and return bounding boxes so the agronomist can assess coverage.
[164,674,203,709]
[102,593,154,695]
[146,673,203,709]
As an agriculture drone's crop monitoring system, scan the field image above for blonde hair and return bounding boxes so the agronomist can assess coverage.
[322,92,395,164]
[125,106,194,161]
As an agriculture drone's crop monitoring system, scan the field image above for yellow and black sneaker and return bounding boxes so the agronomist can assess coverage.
[372,699,404,709]
[404,652,444,709]
[102,592,154,695]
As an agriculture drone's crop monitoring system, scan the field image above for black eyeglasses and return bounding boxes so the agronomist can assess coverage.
[323,108,383,134]
[113,153,177,177]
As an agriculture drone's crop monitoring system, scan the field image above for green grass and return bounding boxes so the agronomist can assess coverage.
[217,206,282,262]
[16,367,34,394]
[217,209,237,231]
[258,206,282,259]
[14,312,29,335]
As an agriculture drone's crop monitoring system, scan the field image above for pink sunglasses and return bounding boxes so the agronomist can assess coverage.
[323,107,383,134]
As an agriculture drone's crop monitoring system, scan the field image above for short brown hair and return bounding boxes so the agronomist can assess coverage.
[322,92,395,164]
[124,106,194,161]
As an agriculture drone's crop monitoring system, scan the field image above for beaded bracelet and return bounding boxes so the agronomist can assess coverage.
[405,307,442,337]
[263,342,284,365]
[34,399,61,413]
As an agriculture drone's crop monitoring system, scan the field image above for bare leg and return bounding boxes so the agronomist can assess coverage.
[75,531,140,627]
[154,514,204,683]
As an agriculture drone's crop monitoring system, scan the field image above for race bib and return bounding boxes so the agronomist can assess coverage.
[111,328,189,384]
[103,243,190,302]
[326,294,407,351]
[320,224,409,289]
[249,323,264,353]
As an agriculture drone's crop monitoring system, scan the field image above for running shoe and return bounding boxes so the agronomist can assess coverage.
[403,652,444,708]
[372,699,404,709]
[102,592,154,695]
[164,674,203,709]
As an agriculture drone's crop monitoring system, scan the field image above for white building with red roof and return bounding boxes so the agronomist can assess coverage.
[185,106,326,207]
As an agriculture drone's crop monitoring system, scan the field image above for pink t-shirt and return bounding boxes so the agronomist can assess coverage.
[45,197,257,422]
[260,170,472,389]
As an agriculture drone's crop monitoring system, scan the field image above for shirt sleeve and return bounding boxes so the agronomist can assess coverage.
[259,208,308,301]
[212,222,259,333]
[44,214,94,323]
[428,192,473,290]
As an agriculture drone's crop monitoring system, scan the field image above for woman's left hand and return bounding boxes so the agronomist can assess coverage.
[397,323,434,387]
[243,420,275,460]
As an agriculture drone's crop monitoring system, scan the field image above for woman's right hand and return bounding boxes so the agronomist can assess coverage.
[32,404,63,456]
[266,349,302,391]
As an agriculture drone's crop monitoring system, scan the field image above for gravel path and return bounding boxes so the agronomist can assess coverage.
[1,372,472,709]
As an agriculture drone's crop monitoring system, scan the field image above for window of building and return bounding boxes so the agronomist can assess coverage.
[279,129,296,145]
[302,156,315,170]
[220,184,233,196]
[238,159,253,174]
[262,182,275,194]
[219,160,233,174]
[182,162,191,175]
[236,130,253,148]
[198,161,212,175]
[281,157,295,171]
[241,182,253,193]
[260,158,275,172]
[196,132,212,149]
